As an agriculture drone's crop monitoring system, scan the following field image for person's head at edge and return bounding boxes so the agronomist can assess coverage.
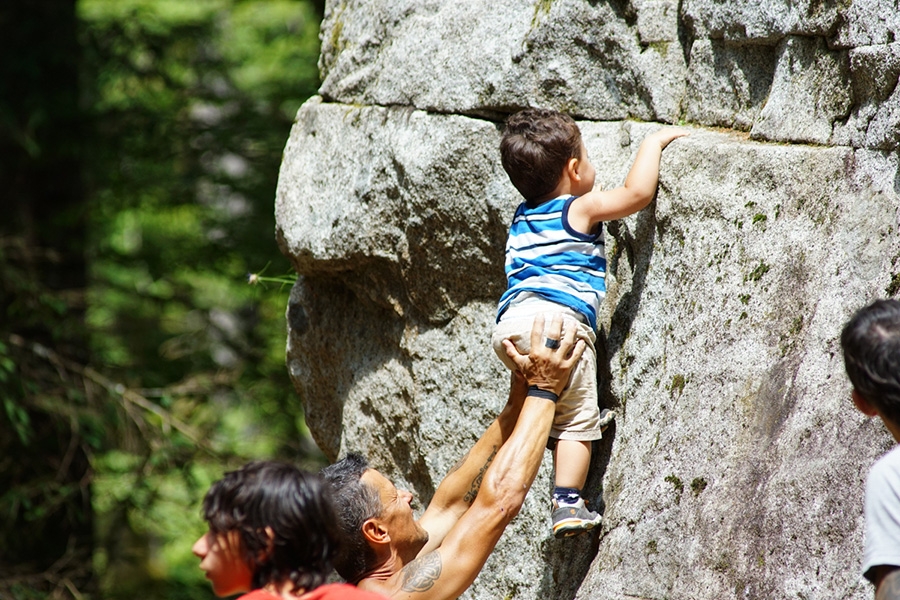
[320,453,429,584]
[842,298,900,441]
[193,460,340,597]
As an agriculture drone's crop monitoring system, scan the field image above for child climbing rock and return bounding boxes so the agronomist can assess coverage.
[491,108,687,537]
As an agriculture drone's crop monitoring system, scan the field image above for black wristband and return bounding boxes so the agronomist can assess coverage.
[527,385,559,403]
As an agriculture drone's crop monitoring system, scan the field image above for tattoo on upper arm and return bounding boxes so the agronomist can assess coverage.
[463,446,497,504]
[877,569,900,600]
[400,551,442,593]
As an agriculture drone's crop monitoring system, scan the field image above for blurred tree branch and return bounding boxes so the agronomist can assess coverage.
[8,333,215,452]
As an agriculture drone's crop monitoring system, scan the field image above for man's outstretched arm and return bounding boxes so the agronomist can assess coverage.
[416,371,528,550]
[390,314,584,600]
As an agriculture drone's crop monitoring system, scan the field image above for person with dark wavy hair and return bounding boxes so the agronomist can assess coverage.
[193,461,386,600]
[842,299,900,600]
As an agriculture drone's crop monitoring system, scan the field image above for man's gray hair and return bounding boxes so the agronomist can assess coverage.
[320,453,383,583]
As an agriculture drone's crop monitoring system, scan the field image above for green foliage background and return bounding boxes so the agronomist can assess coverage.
[1,1,325,598]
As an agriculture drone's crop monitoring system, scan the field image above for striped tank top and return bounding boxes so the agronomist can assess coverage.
[497,195,606,331]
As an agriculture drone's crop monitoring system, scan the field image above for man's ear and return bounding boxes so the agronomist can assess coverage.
[362,518,390,545]
[852,389,879,417]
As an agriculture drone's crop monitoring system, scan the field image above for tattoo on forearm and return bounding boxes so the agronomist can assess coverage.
[463,446,497,504]
[877,570,900,600]
[400,551,442,592]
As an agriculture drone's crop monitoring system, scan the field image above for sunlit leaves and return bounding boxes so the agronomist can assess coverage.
[71,1,326,596]
[224,0,321,117]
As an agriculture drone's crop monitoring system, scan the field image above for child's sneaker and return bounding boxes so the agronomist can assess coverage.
[551,497,602,538]
[598,408,616,430]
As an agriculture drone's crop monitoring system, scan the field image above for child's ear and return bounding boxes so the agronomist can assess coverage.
[224,530,248,560]
[852,390,879,417]
[565,157,581,183]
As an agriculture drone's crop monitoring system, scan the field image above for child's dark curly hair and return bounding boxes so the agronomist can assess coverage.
[500,108,583,203]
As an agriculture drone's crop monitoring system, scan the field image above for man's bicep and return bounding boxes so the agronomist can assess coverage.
[416,507,458,555]
[425,443,499,519]
[875,567,900,600]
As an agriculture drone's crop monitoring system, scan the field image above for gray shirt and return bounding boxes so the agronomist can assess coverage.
[864,444,900,581]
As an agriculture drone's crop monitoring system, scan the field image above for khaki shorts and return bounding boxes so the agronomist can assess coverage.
[491,310,605,441]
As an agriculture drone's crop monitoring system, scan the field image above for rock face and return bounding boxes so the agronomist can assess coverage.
[275,1,900,598]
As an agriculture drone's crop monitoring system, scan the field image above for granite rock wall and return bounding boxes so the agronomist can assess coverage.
[275,1,900,598]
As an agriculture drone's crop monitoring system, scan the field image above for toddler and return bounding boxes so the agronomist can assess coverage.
[492,108,687,537]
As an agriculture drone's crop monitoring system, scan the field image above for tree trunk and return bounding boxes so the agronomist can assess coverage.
[0,0,92,595]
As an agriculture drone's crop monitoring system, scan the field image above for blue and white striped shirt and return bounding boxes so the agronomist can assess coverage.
[497,195,606,330]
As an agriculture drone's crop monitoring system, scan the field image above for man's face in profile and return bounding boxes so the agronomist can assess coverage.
[362,469,429,553]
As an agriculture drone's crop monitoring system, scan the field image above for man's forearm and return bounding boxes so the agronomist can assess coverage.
[477,392,555,514]
[475,313,581,515]
[493,373,529,452]
[395,315,580,600]
[430,375,528,510]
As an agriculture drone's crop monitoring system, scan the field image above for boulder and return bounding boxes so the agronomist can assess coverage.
[317,0,900,151]
[276,1,900,598]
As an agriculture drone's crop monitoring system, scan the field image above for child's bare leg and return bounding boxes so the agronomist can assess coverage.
[553,439,591,490]
[551,439,601,538]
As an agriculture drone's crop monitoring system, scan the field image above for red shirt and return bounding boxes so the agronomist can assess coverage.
[238,583,387,600]
[303,583,387,599]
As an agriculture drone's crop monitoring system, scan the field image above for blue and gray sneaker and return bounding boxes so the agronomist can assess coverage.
[551,497,601,538]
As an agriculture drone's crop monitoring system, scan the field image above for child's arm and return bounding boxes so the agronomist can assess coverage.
[569,127,688,229]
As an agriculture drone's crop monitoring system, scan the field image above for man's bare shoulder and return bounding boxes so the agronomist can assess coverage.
[398,551,443,594]
[301,583,389,600]
[357,574,397,599]
[358,551,444,600]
